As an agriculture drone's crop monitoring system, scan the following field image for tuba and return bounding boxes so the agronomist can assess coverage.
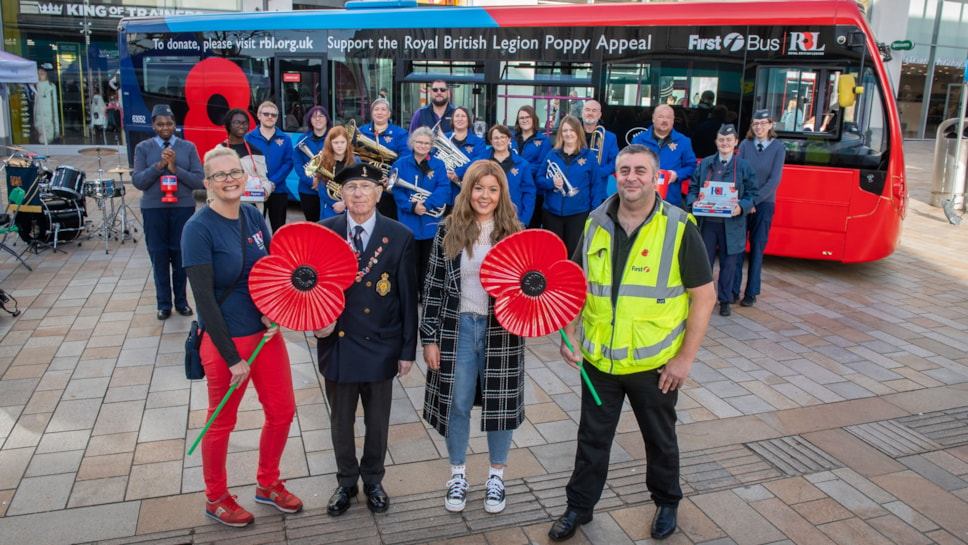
[432,125,471,175]
[589,126,607,163]
[385,168,445,218]
[299,142,340,200]
[546,160,580,198]
[345,119,398,176]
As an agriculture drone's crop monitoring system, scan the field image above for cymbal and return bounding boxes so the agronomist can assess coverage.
[107,167,134,174]
[3,145,31,153]
[78,147,120,156]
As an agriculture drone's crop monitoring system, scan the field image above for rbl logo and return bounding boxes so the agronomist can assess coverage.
[788,32,826,53]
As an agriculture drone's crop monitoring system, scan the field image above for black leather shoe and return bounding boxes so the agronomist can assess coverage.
[719,302,731,316]
[548,509,593,541]
[326,485,358,516]
[364,483,389,513]
[176,306,194,316]
[740,295,756,307]
[651,505,678,539]
[157,309,171,320]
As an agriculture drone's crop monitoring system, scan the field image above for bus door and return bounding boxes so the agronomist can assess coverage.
[402,61,487,134]
[275,56,327,133]
[497,61,594,137]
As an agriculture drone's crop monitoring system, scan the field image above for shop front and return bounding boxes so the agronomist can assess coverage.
[2,0,230,146]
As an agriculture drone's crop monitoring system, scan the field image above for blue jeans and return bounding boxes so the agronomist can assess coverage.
[446,313,514,467]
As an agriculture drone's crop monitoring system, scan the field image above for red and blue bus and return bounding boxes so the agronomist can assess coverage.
[118,0,905,262]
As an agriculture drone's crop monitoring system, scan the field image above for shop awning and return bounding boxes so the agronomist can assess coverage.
[0,51,38,84]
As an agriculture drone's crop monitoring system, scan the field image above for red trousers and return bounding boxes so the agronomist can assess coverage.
[200,330,295,501]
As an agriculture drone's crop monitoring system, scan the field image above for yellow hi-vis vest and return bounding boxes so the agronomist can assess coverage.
[580,199,690,375]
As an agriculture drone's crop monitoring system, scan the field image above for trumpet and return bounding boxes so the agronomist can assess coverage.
[546,160,580,197]
[590,126,607,163]
[345,119,397,176]
[432,126,471,174]
[386,168,445,218]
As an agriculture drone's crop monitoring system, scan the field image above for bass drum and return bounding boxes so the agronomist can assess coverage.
[15,198,87,244]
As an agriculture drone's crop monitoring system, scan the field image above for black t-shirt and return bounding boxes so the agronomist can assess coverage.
[571,197,713,305]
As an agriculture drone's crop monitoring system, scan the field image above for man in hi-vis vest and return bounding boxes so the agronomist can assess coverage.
[549,144,716,543]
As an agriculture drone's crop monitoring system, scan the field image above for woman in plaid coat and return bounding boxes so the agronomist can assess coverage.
[421,160,525,516]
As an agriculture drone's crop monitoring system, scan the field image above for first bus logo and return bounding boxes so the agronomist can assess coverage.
[787,32,826,55]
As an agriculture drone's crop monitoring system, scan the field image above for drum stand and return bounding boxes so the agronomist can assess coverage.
[107,168,140,244]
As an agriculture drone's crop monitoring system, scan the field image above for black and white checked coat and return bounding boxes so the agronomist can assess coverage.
[420,224,526,437]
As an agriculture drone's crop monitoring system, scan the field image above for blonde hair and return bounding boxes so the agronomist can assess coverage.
[203,146,241,178]
[443,160,522,259]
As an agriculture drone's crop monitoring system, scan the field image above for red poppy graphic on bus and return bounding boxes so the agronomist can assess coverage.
[184,56,252,154]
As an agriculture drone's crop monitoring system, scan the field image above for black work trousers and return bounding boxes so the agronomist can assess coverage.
[565,362,682,512]
[324,377,393,488]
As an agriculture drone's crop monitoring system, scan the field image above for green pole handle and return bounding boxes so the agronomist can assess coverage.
[187,324,275,456]
[559,329,602,406]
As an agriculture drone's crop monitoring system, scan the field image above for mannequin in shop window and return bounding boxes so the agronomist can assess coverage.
[34,65,59,145]
[91,91,107,137]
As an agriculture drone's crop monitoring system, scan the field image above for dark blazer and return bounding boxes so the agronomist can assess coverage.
[686,154,759,255]
[317,212,418,383]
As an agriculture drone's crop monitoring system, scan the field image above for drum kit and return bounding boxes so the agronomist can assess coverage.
[2,144,141,259]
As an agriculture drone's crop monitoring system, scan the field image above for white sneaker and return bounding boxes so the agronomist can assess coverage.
[484,474,506,513]
[445,474,468,512]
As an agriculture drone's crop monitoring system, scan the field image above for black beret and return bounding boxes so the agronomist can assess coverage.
[333,163,382,186]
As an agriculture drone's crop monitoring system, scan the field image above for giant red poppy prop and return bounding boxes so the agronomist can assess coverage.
[480,229,601,405]
[249,221,357,331]
[480,229,586,337]
[188,221,357,456]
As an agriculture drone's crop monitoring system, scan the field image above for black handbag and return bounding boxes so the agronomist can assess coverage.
[184,212,248,379]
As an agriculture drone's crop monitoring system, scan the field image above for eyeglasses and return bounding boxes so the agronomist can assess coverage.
[751,120,772,126]
[311,114,327,119]
[206,168,246,182]
[230,119,249,126]
[490,134,510,141]
[259,111,278,118]
[413,140,433,146]
[431,87,448,93]
[343,183,378,195]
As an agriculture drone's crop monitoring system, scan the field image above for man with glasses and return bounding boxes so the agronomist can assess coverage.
[245,101,293,232]
[315,163,418,518]
[132,104,205,320]
[409,79,456,133]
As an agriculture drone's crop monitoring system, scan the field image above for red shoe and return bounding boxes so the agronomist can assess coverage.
[205,494,254,528]
[255,480,303,513]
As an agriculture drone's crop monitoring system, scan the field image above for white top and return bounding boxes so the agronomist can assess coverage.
[459,219,494,316]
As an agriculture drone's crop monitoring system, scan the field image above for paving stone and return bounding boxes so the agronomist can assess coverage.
[690,490,785,544]
[818,517,894,545]
[7,472,75,515]
[0,501,140,544]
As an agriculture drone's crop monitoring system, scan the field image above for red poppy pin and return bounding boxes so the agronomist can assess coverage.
[249,222,357,331]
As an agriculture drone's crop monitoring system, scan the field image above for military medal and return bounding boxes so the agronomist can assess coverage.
[376,272,391,296]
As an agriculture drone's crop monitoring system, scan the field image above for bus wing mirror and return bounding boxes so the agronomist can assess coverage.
[839,74,862,108]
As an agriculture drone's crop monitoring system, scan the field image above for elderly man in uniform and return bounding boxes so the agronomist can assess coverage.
[314,163,418,517]
[132,104,205,320]
[580,100,619,198]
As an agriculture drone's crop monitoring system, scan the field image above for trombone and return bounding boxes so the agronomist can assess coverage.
[589,126,607,163]
[345,118,398,177]
[298,142,341,200]
[386,168,445,218]
[546,160,580,197]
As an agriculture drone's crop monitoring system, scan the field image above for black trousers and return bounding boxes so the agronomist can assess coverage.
[416,237,435,297]
[300,192,321,222]
[543,210,589,260]
[565,363,682,513]
[324,377,393,488]
[265,192,289,233]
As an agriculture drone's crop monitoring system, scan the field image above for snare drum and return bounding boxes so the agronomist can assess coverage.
[49,166,86,200]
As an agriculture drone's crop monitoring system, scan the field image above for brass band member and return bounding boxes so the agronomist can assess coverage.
[315,125,358,220]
